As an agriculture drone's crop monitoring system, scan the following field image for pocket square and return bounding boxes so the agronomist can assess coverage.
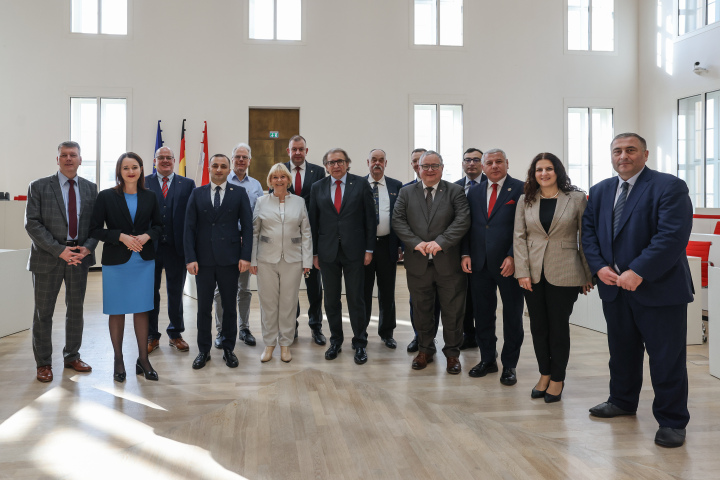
[505,199,516,205]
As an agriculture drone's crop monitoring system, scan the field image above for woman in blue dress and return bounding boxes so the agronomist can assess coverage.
[90,152,163,382]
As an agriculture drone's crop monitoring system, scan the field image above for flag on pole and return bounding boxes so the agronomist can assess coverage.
[199,121,209,185]
[178,119,187,177]
[153,120,164,174]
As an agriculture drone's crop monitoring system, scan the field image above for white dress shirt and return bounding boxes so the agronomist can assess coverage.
[330,173,347,202]
[291,161,307,190]
[158,172,175,192]
[614,167,644,205]
[210,181,228,205]
[486,176,507,208]
[369,175,391,236]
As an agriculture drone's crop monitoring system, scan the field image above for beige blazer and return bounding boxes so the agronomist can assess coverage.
[251,193,313,268]
[513,190,592,286]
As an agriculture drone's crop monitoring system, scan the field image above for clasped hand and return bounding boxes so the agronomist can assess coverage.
[59,246,90,266]
[120,233,149,253]
[597,266,642,291]
[414,241,442,256]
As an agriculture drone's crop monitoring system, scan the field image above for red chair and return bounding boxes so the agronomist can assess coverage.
[713,222,720,235]
[687,240,712,287]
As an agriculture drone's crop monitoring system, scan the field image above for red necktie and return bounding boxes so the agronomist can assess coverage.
[295,167,302,195]
[487,183,498,216]
[162,176,168,198]
[334,180,342,213]
[68,179,77,239]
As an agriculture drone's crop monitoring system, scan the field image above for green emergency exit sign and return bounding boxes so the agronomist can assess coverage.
[269,131,279,138]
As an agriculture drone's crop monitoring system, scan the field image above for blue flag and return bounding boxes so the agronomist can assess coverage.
[153,120,164,173]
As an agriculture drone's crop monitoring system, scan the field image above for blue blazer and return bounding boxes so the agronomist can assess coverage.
[366,175,403,263]
[581,167,693,306]
[462,175,525,272]
[454,174,487,190]
[145,173,196,256]
[184,183,253,266]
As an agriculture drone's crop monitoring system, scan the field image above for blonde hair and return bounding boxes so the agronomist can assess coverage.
[266,163,292,189]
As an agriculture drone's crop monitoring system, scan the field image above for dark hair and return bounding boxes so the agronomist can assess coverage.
[113,152,146,193]
[411,148,427,155]
[464,147,483,156]
[58,141,81,154]
[612,132,647,152]
[323,148,351,165]
[209,154,230,167]
[523,152,582,205]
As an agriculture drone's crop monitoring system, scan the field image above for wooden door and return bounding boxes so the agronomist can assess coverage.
[248,108,300,188]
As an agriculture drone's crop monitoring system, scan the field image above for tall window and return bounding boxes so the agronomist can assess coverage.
[679,0,720,35]
[71,97,127,191]
[71,0,127,35]
[249,0,301,41]
[414,0,463,46]
[567,0,614,51]
[567,107,614,192]
[708,90,720,206]
[678,96,704,207]
[414,104,463,181]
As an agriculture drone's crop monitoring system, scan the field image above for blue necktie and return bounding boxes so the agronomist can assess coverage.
[613,181,629,235]
[214,186,221,210]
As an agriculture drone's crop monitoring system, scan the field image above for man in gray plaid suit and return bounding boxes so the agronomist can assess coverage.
[25,141,98,382]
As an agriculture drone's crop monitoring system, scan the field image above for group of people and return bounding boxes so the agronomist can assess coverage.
[25,132,693,448]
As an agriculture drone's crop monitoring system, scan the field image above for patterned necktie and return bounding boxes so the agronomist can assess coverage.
[214,186,221,210]
[162,176,168,198]
[67,179,77,239]
[334,180,342,213]
[372,181,379,225]
[613,181,629,235]
[487,183,498,215]
[425,186,433,212]
[295,167,302,195]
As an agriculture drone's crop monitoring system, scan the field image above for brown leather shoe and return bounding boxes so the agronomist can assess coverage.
[37,365,53,382]
[446,356,461,375]
[64,359,92,372]
[169,337,190,352]
[412,352,434,370]
[148,338,160,354]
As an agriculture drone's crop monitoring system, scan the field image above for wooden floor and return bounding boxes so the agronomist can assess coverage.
[0,268,718,479]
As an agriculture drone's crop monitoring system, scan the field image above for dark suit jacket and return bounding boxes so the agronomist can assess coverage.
[145,173,196,256]
[581,167,693,306]
[285,161,326,210]
[309,173,377,262]
[25,174,99,272]
[90,188,163,265]
[454,174,487,190]
[462,175,525,272]
[184,183,253,266]
[392,180,470,276]
[366,174,403,263]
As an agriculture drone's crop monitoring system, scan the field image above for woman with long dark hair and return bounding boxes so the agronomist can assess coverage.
[90,152,163,382]
[513,152,592,402]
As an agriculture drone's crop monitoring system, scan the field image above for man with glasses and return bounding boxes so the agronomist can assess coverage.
[309,148,376,365]
[213,143,264,349]
[393,151,470,374]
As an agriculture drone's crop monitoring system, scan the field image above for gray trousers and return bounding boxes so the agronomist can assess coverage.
[32,261,90,367]
[214,269,251,337]
[257,259,303,347]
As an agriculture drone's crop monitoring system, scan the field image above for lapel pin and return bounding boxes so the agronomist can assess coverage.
[508,187,512,191]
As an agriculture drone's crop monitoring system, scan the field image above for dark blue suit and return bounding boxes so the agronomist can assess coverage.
[146,173,196,341]
[582,167,693,428]
[184,183,253,353]
[462,175,525,367]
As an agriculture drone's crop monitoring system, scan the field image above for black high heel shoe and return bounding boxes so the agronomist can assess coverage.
[544,382,564,403]
[114,357,126,383]
[136,358,158,381]
[531,387,546,399]
[113,371,126,382]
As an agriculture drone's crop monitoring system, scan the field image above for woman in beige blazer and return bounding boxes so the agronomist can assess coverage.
[514,153,593,403]
[250,163,312,363]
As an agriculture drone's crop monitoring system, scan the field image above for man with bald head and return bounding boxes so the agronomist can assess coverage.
[146,146,196,354]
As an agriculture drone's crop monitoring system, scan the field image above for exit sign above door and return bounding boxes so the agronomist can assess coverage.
[269,131,279,138]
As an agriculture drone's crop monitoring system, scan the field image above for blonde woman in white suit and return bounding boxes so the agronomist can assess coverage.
[250,163,312,363]
[513,153,593,403]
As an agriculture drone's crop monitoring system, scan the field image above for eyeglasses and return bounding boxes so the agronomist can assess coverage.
[326,160,346,167]
[420,164,442,171]
[463,158,482,164]
[156,156,174,160]
[234,155,250,161]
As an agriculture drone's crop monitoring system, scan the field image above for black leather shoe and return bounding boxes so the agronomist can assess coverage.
[381,337,397,349]
[311,329,327,346]
[135,359,158,381]
[407,337,419,352]
[544,382,564,403]
[192,352,211,369]
[655,427,686,448]
[223,348,239,368]
[325,344,342,360]
[459,336,478,350]
[500,368,517,386]
[468,360,498,378]
[354,347,368,365]
[239,329,256,346]
[214,336,223,349]
[531,388,546,399]
[589,402,636,418]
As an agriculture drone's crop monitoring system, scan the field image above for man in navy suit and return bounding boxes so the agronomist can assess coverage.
[454,147,486,351]
[582,133,693,448]
[363,149,402,348]
[146,146,196,354]
[285,135,327,346]
[461,148,525,386]
[309,148,376,365]
[184,154,253,370]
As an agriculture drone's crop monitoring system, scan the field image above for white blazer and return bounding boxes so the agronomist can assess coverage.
[251,193,313,268]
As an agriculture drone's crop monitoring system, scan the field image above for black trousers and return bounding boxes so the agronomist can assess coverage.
[296,265,323,330]
[363,236,396,339]
[523,274,579,382]
[462,272,475,339]
[149,243,187,340]
[195,265,238,353]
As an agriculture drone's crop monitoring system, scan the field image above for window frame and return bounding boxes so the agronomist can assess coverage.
[676,0,720,39]
[67,0,132,38]
[564,0,617,55]
[245,0,306,44]
[410,0,465,49]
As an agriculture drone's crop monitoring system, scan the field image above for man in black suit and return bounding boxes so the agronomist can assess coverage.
[364,149,403,349]
[454,147,486,351]
[309,148,376,364]
[146,146,196,354]
[184,154,253,370]
[285,135,327,346]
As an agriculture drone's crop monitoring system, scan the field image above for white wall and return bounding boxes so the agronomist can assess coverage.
[0,0,639,195]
